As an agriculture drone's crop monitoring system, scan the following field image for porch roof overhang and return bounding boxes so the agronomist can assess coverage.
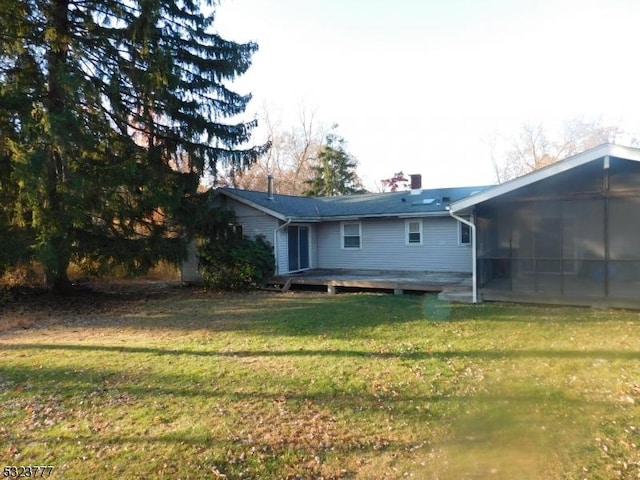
[449,143,640,215]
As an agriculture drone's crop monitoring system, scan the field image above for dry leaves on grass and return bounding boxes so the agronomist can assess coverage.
[221,397,403,479]
[0,281,190,332]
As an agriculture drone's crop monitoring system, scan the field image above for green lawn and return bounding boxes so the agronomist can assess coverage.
[1,287,640,479]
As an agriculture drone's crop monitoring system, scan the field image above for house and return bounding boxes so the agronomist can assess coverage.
[183,143,640,308]
[181,175,489,287]
[450,143,640,308]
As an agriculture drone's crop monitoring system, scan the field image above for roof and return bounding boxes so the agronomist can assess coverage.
[449,143,640,214]
[215,185,491,222]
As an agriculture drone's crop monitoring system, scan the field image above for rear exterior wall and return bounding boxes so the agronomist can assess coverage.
[224,199,281,241]
[181,199,282,282]
[316,217,471,272]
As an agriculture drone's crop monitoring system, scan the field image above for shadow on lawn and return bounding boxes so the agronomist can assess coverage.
[8,292,429,337]
[5,290,639,345]
[0,361,619,410]
[2,338,627,480]
[3,342,640,361]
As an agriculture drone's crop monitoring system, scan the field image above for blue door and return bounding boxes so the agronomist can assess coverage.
[288,226,309,271]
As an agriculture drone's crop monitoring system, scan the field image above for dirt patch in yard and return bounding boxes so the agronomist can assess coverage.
[0,280,193,332]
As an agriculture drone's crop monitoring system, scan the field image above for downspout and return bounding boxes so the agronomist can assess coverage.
[273,219,292,275]
[447,208,478,303]
[603,155,610,297]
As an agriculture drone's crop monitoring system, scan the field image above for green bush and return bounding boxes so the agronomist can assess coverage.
[198,234,275,291]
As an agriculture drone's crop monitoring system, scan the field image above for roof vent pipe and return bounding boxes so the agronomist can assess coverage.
[267,175,274,200]
[409,174,422,195]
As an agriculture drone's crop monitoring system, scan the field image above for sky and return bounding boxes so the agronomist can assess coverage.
[213,0,640,190]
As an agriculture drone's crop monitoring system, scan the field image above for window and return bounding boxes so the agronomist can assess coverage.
[459,222,471,245]
[405,220,423,245]
[342,222,361,249]
[213,223,243,241]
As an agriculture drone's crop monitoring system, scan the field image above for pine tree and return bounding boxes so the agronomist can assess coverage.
[0,0,265,292]
[303,130,366,197]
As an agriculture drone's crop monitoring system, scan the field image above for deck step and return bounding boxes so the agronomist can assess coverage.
[262,277,293,292]
[437,289,477,303]
[280,278,292,292]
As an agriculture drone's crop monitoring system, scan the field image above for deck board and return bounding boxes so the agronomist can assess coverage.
[271,269,472,294]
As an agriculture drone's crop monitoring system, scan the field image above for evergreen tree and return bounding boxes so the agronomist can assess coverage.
[0,0,265,291]
[303,130,366,197]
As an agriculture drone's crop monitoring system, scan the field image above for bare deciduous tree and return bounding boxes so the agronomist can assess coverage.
[493,117,623,183]
[223,103,326,194]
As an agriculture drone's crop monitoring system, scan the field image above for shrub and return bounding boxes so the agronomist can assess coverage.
[198,233,275,291]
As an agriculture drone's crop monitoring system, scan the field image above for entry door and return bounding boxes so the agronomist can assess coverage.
[288,226,310,271]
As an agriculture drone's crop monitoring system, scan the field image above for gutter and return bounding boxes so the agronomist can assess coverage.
[285,211,450,223]
[273,219,292,275]
[447,207,479,303]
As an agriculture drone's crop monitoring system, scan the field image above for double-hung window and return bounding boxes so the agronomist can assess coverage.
[459,221,471,245]
[342,222,361,249]
[406,220,423,245]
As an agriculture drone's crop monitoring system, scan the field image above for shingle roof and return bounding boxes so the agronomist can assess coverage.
[216,185,491,221]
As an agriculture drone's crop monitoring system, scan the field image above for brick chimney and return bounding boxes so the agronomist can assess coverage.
[409,174,422,195]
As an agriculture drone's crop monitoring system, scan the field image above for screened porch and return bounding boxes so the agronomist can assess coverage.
[475,155,640,307]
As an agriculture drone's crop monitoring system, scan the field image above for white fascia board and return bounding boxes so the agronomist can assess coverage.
[286,218,322,223]
[396,212,451,219]
[321,212,449,222]
[450,143,640,213]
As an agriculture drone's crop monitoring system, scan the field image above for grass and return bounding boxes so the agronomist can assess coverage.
[1,286,640,479]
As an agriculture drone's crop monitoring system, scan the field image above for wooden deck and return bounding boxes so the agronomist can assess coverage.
[270,269,472,295]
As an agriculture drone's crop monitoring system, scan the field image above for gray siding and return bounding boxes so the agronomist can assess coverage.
[182,197,472,281]
[206,200,320,275]
[276,227,288,274]
[226,199,280,241]
[181,199,282,281]
[316,217,472,272]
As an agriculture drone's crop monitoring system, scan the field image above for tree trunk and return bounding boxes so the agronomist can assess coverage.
[44,246,72,295]
[43,0,72,294]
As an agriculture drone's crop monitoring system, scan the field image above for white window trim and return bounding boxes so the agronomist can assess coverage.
[405,219,423,246]
[341,221,362,249]
[458,220,471,246]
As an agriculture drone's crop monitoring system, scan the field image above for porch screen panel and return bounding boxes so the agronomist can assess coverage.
[608,157,640,300]
[510,202,562,295]
[609,157,640,192]
[608,197,640,299]
[478,194,610,300]
[476,208,513,290]
[508,198,609,298]
[508,206,532,293]
[562,199,605,298]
